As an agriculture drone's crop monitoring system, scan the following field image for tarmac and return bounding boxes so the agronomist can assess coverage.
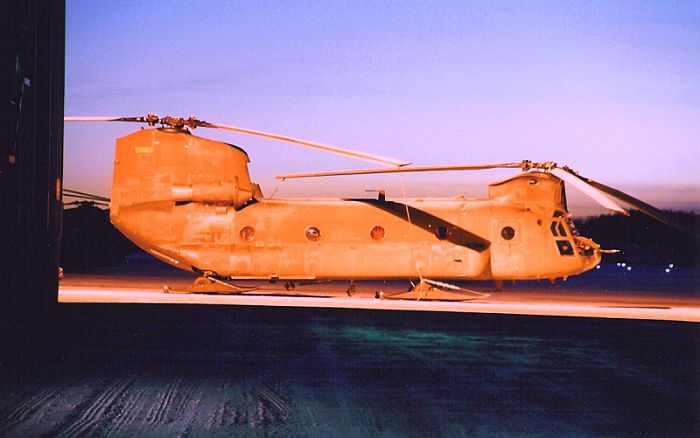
[59,270,700,323]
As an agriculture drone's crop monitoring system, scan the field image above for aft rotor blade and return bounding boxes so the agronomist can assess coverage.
[197,121,410,167]
[64,116,149,123]
[65,114,409,167]
[63,188,111,203]
[64,200,110,208]
[277,163,524,180]
[549,167,628,215]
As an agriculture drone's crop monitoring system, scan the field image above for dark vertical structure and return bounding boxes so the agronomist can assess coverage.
[1,1,65,323]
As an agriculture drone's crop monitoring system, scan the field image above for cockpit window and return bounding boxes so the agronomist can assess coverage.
[550,222,559,236]
[551,214,575,256]
[558,222,567,236]
[556,240,574,256]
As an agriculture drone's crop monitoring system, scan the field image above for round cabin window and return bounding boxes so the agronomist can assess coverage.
[240,226,255,241]
[501,226,515,241]
[305,226,321,241]
[370,225,385,241]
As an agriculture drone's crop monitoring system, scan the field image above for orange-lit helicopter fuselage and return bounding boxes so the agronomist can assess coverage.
[110,128,600,284]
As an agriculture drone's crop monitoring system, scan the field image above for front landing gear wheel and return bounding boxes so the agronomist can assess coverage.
[284,281,296,291]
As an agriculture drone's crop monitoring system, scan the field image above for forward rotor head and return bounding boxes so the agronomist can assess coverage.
[276,159,688,232]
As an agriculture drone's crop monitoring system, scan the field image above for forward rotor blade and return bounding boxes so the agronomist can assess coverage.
[549,167,628,215]
[573,175,689,233]
[277,163,524,180]
[197,121,410,167]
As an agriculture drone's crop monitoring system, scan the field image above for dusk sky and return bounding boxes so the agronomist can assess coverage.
[64,1,700,215]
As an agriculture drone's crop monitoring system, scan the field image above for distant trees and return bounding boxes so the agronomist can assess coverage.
[60,202,139,270]
[575,211,698,267]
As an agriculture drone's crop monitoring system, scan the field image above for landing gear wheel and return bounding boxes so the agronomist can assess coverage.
[194,276,214,287]
[494,280,503,292]
[346,281,357,297]
[284,281,296,291]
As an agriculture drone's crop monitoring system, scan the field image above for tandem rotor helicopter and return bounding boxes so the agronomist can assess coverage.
[65,113,677,300]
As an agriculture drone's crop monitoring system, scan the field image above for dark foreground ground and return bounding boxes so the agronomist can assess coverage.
[0,303,698,437]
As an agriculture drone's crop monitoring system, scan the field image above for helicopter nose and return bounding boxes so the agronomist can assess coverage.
[580,248,602,273]
[574,236,602,270]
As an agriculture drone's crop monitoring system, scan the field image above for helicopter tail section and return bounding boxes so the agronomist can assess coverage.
[110,128,258,267]
[111,128,257,212]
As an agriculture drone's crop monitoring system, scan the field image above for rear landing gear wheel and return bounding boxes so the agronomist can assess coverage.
[194,276,214,287]
[346,281,357,297]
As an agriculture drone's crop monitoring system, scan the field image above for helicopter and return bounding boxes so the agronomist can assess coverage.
[64,114,676,300]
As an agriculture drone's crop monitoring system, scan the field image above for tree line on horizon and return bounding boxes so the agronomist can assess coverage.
[574,210,698,267]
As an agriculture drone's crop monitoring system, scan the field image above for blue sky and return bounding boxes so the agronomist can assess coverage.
[64,0,700,214]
